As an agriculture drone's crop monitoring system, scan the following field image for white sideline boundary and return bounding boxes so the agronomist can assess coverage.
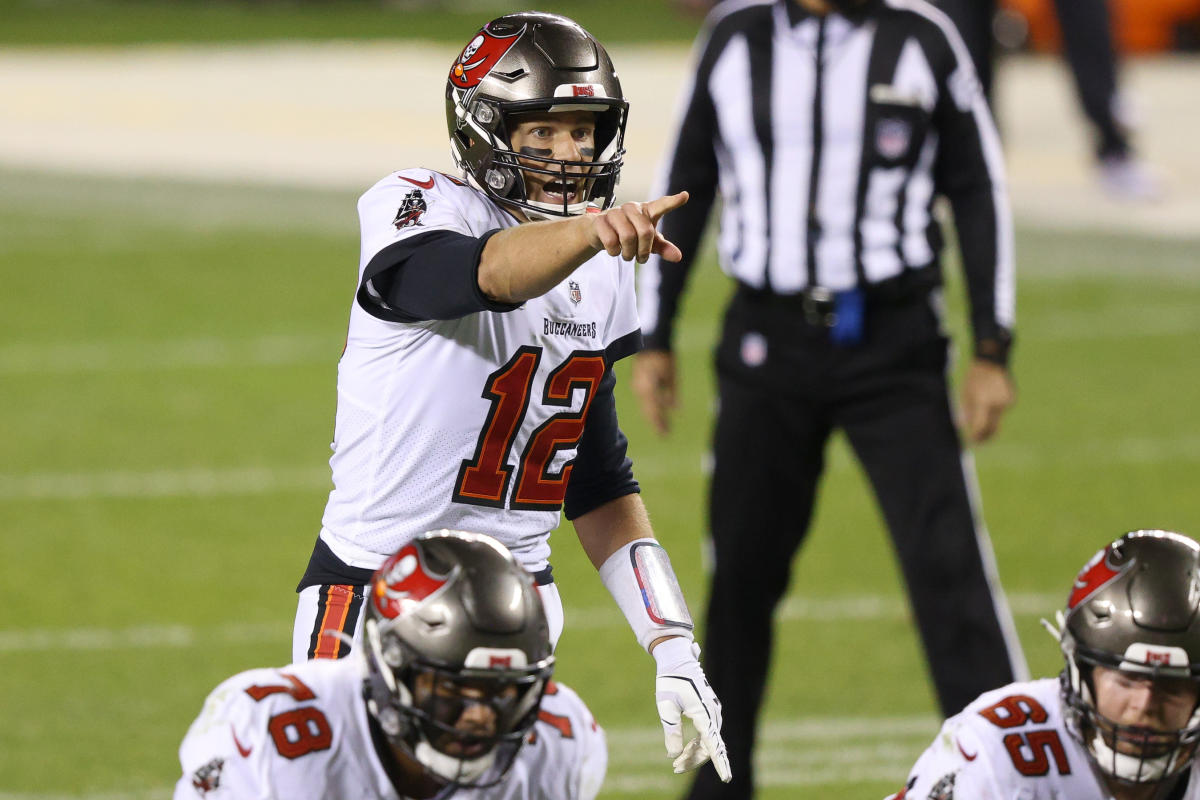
[1,47,1198,238]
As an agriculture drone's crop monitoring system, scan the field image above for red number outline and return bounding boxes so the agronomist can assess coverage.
[267,707,333,760]
[243,673,333,760]
[978,694,1048,729]
[454,347,541,507]
[245,673,317,702]
[1003,731,1071,776]
[455,348,605,511]
[512,353,606,509]
[534,680,575,740]
[979,694,1070,776]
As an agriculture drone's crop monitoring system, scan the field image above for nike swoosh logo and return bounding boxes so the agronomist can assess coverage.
[231,724,252,758]
[398,174,435,189]
[957,739,977,761]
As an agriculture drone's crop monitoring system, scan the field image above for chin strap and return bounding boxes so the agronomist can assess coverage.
[1087,729,1185,784]
[414,740,498,784]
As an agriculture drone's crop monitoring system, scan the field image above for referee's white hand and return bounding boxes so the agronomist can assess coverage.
[652,637,732,782]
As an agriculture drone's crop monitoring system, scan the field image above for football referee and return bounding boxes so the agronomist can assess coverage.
[632,0,1029,797]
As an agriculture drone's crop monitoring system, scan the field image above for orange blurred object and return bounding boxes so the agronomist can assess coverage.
[1001,0,1200,52]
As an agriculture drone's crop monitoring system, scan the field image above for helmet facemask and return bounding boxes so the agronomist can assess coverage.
[500,104,624,219]
[451,97,625,220]
[364,617,551,791]
[1059,647,1200,784]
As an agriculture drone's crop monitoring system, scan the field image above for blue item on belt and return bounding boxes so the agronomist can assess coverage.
[830,288,865,346]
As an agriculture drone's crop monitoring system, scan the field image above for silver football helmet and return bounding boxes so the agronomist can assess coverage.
[363,530,553,793]
[1052,530,1200,784]
[445,12,627,219]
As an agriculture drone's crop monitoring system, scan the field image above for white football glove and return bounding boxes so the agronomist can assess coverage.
[653,637,732,782]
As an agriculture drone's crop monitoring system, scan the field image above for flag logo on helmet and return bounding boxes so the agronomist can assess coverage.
[450,27,524,88]
[372,544,450,619]
[1067,543,1125,610]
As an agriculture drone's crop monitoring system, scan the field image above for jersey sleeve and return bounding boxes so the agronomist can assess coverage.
[174,669,282,799]
[524,681,608,800]
[602,259,643,364]
[889,715,1000,800]
[175,665,356,800]
[889,680,1082,800]
[355,170,520,322]
[357,170,484,261]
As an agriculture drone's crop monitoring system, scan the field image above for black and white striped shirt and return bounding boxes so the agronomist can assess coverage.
[638,0,1015,361]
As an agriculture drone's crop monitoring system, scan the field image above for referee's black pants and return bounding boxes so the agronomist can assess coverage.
[936,0,1128,157]
[684,284,1024,800]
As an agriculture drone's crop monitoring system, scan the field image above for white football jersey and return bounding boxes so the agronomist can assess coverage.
[319,168,641,573]
[887,678,1200,800]
[175,656,607,800]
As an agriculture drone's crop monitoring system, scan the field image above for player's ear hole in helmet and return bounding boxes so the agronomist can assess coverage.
[362,530,554,792]
[445,12,628,220]
[1044,530,1200,785]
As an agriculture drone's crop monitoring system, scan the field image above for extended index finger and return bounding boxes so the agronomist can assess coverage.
[644,191,690,223]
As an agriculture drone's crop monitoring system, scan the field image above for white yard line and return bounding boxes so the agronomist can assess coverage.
[0,594,1057,654]
[5,426,1199,502]
[0,334,336,375]
[0,467,331,500]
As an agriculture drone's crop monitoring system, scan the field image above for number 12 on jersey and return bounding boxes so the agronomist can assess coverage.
[454,346,606,511]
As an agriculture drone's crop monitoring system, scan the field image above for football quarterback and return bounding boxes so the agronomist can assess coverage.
[178,531,605,800]
[292,11,730,782]
[888,530,1200,800]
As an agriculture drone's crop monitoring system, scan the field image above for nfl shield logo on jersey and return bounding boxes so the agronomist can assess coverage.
[393,190,428,229]
[568,280,582,305]
[876,117,911,160]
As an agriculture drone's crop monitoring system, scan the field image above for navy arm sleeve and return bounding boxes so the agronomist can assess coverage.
[563,366,640,521]
[356,229,521,323]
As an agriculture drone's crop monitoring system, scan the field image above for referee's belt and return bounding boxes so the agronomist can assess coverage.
[738,269,939,326]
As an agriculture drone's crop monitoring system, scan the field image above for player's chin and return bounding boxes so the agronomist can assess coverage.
[440,740,492,760]
[1106,726,1177,759]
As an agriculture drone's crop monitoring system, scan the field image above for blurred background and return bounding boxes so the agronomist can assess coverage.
[1,1,1198,798]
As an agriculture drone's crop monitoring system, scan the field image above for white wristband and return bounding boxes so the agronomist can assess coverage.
[599,538,695,652]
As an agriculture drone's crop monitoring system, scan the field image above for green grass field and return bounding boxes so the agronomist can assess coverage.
[0,0,701,46]
[2,165,1199,799]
